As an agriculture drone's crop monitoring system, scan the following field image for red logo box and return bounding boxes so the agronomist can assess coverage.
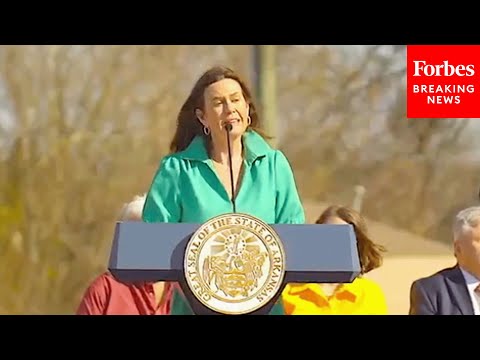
[407,45,480,118]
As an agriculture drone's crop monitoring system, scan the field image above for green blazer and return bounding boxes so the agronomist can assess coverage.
[142,130,305,225]
[170,287,286,315]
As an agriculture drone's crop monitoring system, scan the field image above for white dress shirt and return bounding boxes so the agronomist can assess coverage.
[460,267,480,315]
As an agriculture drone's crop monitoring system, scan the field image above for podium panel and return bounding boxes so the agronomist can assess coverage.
[108,214,361,314]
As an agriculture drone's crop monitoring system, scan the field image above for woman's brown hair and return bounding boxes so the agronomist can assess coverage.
[169,65,270,154]
[316,205,386,274]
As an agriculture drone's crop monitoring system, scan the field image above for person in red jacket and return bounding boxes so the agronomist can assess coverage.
[76,194,174,315]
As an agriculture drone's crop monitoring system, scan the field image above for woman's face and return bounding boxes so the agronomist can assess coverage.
[196,78,250,143]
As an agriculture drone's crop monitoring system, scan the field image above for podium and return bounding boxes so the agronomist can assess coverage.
[108,213,361,315]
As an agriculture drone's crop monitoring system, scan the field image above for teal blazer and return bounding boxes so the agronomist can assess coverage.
[169,286,286,315]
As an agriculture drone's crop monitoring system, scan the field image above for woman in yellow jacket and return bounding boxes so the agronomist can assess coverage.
[282,205,388,315]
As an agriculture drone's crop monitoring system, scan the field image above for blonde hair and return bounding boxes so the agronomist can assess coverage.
[316,205,386,274]
[119,194,146,221]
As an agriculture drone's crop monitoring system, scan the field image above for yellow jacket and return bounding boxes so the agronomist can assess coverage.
[282,277,388,315]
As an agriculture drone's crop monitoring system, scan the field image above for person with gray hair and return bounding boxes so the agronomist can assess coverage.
[118,194,146,221]
[409,206,480,315]
[76,194,175,315]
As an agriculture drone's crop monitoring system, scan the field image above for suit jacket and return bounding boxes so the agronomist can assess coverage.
[409,264,474,315]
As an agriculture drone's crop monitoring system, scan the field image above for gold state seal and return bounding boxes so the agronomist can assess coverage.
[184,213,286,315]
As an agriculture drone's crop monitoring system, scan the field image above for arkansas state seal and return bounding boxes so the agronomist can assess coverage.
[184,213,286,315]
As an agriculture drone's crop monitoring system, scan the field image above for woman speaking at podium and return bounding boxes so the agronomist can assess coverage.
[142,65,305,315]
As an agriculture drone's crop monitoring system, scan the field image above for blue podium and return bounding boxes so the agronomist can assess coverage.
[108,214,361,315]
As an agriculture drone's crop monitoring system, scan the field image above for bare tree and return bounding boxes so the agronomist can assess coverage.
[0,45,248,314]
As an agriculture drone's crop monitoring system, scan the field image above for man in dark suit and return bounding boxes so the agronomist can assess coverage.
[409,206,480,315]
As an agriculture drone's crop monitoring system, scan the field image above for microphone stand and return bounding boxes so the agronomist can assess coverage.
[225,123,236,213]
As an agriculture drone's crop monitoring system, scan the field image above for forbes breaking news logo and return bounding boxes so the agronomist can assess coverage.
[412,60,475,105]
[407,45,480,118]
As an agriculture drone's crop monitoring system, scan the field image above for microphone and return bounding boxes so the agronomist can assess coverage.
[224,123,236,213]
